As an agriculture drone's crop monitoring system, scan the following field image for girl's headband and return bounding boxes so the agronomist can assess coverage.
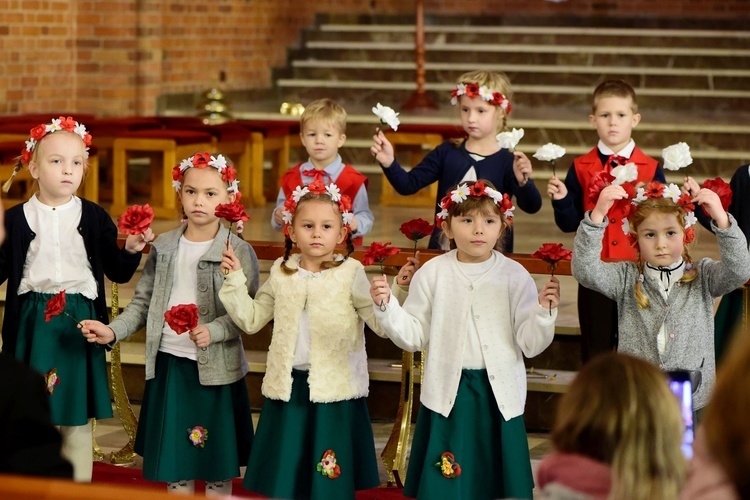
[436,180,515,221]
[450,82,512,114]
[281,180,353,230]
[621,181,697,243]
[172,152,239,194]
[21,116,92,165]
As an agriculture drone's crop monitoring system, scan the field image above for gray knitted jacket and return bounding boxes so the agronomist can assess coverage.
[572,213,750,409]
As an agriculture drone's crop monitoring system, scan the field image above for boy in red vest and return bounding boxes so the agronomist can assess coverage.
[271,98,373,245]
[546,80,665,363]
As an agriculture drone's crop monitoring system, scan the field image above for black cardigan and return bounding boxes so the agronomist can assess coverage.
[0,198,142,355]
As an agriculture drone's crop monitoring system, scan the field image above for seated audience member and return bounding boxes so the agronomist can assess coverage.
[537,352,685,499]
[681,328,750,500]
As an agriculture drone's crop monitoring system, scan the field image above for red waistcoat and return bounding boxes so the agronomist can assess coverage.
[574,147,658,260]
[280,163,369,245]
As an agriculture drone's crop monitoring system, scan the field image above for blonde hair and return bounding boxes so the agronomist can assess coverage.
[703,330,750,498]
[592,79,639,114]
[628,197,697,308]
[552,353,686,499]
[441,179,511,251]
[281,194,354,274]
[300,98,347,134]
[455,70,513,133]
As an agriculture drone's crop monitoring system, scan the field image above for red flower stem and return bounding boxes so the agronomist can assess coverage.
[62,311,83,326]
[413,241,418,257]
[379,261,387,311]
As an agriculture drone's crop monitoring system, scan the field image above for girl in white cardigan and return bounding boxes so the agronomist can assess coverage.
[219,180,414,500]
[370,179,560,500]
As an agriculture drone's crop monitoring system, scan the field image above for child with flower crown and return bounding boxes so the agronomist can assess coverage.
[547,80,667,363]
[0,116,152,482]
[81,152,258,495]
[572,181,750,412]
[219,179,414,499]
[370,179,561,500]
[272,98,374,245]
[371,70,542,251]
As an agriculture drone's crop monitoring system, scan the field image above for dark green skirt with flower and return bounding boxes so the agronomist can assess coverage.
[134,351,254,483]
[243,369,380,499]
[403,369,534,500]
[16,292,112,425]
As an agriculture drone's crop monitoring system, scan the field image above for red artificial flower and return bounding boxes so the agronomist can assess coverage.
[684,226,696,244]
[164,304,199,335]
[676,193,695,214]
[469,181,486,197]
[83,132,92,147]
[21,149,32,164]
[362,241,401,268]
[644,182,664,199]
[118,204,155,235]
[532,243,573,272]
[215,202,250,223]
[586,171,615,205]
[221,164,237,183]
[44,290,67,322]
[399,218,435,242]
[29,124,47,141]
[59,116,77,131]
[464,83,479,97]
[307,179,327,194]
[339,194,352,213]
[172,164,182,181]
[701,177,732,212]
[191,152,211,168]
[439,194,453,211]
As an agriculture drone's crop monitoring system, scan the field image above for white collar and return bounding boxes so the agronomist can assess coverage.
[597,139,635,158]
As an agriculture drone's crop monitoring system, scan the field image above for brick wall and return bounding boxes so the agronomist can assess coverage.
[0,0,747,117]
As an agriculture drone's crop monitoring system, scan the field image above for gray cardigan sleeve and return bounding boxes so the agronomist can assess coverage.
[701,214,750,297]
[109,249,156,342]
[571,212,633,301]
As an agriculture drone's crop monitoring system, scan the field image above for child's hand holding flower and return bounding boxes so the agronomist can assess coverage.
[396,252,421,286]
[118,204,155,253]
[370,104,399,168]
[220,244,242,275]
[533,143,566,177]
[372,103,400,132]
[531,243,571,315]
[370,275,392,308]
[188,325,211,349]
[80,319,116,345]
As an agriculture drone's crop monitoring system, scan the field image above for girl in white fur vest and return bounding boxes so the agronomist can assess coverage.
[220,180,415,500]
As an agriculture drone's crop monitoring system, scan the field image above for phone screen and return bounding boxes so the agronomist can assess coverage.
[667,371,694,459]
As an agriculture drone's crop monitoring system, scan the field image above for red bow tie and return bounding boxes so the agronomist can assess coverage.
[301,169,330,184]
[606,155,629,172]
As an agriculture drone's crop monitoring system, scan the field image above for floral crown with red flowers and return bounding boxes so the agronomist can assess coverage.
[172,152,239,194]
[21,116,92,165]
[436,180,515,222]
[621,181,698,243]
[281,180,353,230]
[450,82,512,114]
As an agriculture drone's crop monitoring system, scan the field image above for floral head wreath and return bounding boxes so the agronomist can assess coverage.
[281,180,354,232]
[450,82,512,114]
[621,181,698,244]
[2,116,93,194]
[172,152,239,194]
[436,180,515,222]
[21,116,93,165]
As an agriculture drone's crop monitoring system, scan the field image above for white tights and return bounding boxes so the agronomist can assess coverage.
[59,421,93,482]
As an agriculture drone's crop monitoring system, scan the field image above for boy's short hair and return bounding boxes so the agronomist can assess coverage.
[591,80,639,114]
[300,98,347,134]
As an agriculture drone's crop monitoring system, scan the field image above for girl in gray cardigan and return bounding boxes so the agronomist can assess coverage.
[82,153,259,495]
[573,180,750,410]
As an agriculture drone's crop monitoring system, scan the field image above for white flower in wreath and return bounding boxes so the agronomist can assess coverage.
[662,142,693,171]
[227,179,240,193]
[46,118,62,133]
[484,186,504,205]
[684,211,698,229]
[663,183,682,203]
[496,128,524,150]
[281,209,294,225]
[634,187,647,203]
[179,158,193,172]
[450,184,470,204]
[478,85,494,101]
[25,138,36,153]
[504,206,515,219]
[533,143,566,162]
[73,122,88,139]
[372,103,400,131]
[610,162,638,186]
[621,218,631,235]
[292,185,309,203]
[436,208,449,220]
[342,211,354,226]
[209,154,227,171]
[326,183,342,202]
[172,180,182,191]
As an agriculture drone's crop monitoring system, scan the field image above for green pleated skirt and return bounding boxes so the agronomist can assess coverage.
[403,369,534,500]
[16,292,112,425]
[134,351,254,483]
[243,369,380,500]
